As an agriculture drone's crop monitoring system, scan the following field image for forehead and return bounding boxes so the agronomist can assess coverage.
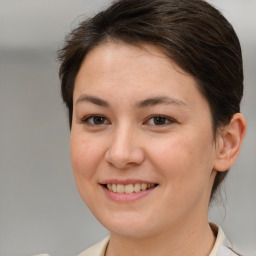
[74,41,208,109]
[76,42,190,86]
[82,41,189,75]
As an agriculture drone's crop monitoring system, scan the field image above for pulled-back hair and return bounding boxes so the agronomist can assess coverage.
[58,0,243,201]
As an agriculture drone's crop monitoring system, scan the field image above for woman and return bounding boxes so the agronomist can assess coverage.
[58,0,246,255]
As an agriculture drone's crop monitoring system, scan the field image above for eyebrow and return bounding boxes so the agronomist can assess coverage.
[137,96,186,108]
[75,94,186,108]
[75,95,109,107]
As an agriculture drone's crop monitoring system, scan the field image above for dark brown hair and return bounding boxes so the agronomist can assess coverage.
[58,0,243,201]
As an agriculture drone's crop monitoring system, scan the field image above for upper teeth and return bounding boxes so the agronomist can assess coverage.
[106,183,155,193]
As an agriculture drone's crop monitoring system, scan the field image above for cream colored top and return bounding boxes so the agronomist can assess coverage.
[78,224,241,256]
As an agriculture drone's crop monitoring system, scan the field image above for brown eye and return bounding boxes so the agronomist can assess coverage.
[83,115,109,125]
[153,116,168,125]
[145,115,174,126]
[92,116,105,124]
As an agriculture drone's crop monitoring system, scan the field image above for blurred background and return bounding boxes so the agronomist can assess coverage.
[0,0,255,255]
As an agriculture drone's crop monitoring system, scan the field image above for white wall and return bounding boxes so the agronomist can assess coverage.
[0,1,255,255]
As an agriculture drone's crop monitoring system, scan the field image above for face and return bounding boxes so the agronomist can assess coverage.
[71,41,218,238]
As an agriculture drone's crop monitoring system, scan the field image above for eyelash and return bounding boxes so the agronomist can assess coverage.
[144,115,175,126]
[81,115,110,126]
[81,115,176,127]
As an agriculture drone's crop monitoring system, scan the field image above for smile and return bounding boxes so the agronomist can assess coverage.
[104,183,157,193]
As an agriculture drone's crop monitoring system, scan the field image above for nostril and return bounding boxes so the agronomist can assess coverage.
[104,145,145,169]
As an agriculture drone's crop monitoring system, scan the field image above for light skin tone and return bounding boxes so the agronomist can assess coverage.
[70,41,246,256]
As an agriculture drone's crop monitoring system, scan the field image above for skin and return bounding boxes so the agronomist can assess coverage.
[70,41,246,256]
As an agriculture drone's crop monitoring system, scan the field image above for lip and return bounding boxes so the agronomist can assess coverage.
[100,179,158,202]
[100,179,156,185]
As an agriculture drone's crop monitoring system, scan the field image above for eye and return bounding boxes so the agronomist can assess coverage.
[82,115,109,126]
[145,115,175,126]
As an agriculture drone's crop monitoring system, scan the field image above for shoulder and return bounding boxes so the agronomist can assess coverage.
[209,223,242,256]
[78,236,110,256]
[78,226,243,256]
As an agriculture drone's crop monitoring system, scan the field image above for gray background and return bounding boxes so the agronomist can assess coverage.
[0,0,255,255]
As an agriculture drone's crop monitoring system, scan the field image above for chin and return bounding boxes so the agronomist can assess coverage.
[108,224,154,239]
[96,211,163,239]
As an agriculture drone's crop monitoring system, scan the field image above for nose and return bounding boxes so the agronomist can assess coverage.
[104,125,145,169]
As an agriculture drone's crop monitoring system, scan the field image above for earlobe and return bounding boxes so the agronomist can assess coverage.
[213,113,246,172]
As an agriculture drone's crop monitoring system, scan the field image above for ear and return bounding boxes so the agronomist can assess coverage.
[213,113,246,172]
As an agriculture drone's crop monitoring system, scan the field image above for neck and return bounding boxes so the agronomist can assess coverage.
[106,218,216,256]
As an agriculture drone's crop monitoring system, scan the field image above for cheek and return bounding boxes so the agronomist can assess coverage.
[149,134,194,172]
[149,132,215,187]
[70,132,107,206]
[149,134,215,217]
[70,133,102,182]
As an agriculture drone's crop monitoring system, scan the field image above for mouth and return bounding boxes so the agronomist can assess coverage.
[102,183,158,194]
